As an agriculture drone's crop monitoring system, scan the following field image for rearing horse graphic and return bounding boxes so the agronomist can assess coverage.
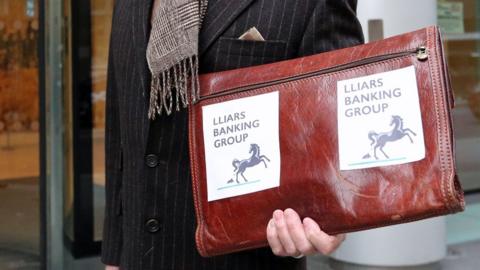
[227,143,270,184]
[362,115,417,160]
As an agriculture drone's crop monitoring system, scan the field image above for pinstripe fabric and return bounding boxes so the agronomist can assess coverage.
[102,0,364,269]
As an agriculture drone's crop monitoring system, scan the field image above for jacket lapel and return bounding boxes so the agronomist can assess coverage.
[133,0,154,153]
[199,0,256,55]
[134,0,154,97]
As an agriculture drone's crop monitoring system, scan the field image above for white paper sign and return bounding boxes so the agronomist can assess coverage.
[337,66,425,170]
[202,91,281,201]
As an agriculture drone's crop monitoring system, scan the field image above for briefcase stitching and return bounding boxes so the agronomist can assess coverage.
[424,27,446,210]
[431,27,462,211]
[188,106,208,256]
[427,26,453,212]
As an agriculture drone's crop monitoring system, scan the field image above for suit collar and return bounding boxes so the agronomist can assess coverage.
[133,0,154,95]
[199,0,256,55]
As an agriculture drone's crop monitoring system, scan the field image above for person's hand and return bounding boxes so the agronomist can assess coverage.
[106,266,119,270]
[266,208,345,257]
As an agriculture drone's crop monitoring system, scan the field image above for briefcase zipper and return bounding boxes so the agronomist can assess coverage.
[196,46,428,103]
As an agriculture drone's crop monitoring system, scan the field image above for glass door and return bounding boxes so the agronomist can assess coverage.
[0,0,41,269]
[39,0,114,267]
[62,0,114,258]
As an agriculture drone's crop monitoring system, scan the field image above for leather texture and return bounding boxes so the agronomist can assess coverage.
[189,26,465,257]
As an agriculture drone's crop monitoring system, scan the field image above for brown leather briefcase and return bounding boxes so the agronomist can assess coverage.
[188,26,465,257]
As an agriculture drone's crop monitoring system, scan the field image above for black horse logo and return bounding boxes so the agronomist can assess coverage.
[362,115,417,160]
[227,143,270,184]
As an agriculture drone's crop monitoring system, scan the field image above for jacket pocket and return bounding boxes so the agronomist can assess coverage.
[215,37,289,70]
[218,37,287,58]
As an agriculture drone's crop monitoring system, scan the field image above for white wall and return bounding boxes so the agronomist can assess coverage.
[357,0,437,41]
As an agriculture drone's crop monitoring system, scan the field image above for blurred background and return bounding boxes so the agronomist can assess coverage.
[0,0,478,269]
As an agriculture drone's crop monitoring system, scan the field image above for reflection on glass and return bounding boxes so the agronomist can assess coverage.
[91,0,114,241]
[0,0,40,268]
[442,0,480,192]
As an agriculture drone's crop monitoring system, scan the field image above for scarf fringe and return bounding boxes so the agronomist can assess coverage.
[148,55,200,119]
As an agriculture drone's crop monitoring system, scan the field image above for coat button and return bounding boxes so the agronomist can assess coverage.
[145,154,158,168]
[146,218,161,233]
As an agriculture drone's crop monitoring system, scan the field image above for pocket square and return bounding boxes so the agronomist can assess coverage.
[238,27,265,41]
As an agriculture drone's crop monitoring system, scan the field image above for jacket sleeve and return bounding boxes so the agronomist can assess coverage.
[101,42,124,266]
[298,0,364,57]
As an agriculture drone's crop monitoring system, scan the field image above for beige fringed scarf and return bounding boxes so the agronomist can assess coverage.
[147,0,208,119]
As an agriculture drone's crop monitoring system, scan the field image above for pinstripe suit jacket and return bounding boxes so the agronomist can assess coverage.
[101,0,364,269]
